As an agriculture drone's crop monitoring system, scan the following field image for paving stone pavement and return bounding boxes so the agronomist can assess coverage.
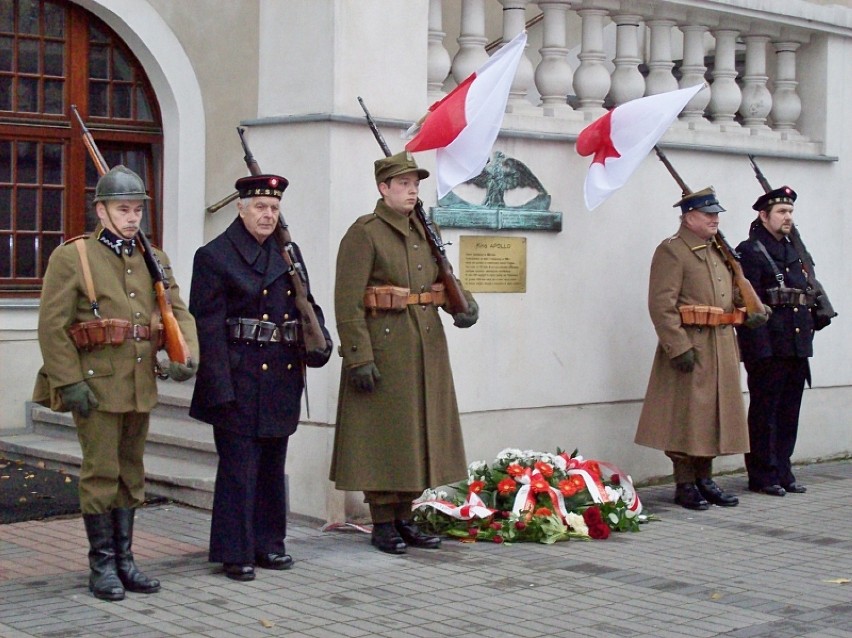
[0,460,850,638]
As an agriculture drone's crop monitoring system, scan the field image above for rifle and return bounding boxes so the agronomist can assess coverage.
[235,127,329,355]
[748,155,836,326]
[71,105,192,366]
[654,145,766,316]
[357,97,470,316]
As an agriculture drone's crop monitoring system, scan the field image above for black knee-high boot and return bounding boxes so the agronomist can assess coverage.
[83,513,125,601]
[112,508,161,594]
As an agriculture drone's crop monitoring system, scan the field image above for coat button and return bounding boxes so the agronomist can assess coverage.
[126,268,132,274]
[263,289,268,296]
[135,312,141,318]
[795,327,800,333]
[793,307,799,313]
[129,292,136,298]
[287,363,293,370]
[384,328,390,334]
[417,264,423,270]
[136,357,142,363]
[287,290,292,296]
[351,345,358,351]
[87,369,94,376]
[262,363,269,371]
[284,314,289,320]
[413,244,419,249]
[262,314,269,321]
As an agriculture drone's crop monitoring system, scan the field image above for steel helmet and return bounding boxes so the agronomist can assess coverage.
[93,165,151,202]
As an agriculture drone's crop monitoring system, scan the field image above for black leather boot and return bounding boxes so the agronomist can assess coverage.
[674,482,710,511]
[113,508,161,594]
[695,478,739,507]
[394,520,442,549]
[83,513,125,601]
[371,522,407,554]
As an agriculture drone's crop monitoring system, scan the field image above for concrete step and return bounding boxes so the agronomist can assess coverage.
[0,431,215,509]
[0,380,217,510]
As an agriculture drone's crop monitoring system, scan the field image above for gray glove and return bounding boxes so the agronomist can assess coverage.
[168,359,197,382]
[744,307,771,329]
[350,362,381,393]
[60,381,99,417]
[670,349,696,373]
[453,298,479,328]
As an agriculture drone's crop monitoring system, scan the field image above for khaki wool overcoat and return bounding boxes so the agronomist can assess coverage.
[330,199,469,492]
[634,226,749,457]
[33,226,198,413]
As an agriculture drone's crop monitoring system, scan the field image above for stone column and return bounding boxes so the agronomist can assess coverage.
[707,28,742,130]
[739,33,772,130]
[499,0,535,112]
[610,13,644,106]
[535,0,574,115]
[573,6,611,115]
[770,40,802,135]
[679,23,711,124]
[644,18,678,96]
[452,0,489,84]
[427,0,452,103]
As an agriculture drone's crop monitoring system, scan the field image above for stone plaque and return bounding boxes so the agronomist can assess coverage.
[459,235,526,293]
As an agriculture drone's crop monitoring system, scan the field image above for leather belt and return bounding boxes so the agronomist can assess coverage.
[679,305,746,326]
[68,318,164,350]
[226,317,300,345]
[364,284,446,312]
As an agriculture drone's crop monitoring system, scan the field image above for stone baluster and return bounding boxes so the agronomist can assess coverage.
[573,6,611,115]
[610,13,644,106]
[707,28,742,130]
[644,19,679,96]
[770,40,802,135]
[452,0,489,85]
[678,22,711,124]
[738,33,772,130]
[427,0,452,103]
[535,1,574,115]
[499,0,535,112]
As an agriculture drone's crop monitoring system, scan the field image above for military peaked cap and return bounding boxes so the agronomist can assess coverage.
[374,151,429,184]
[673,186,726,214]
[235,174,289,199]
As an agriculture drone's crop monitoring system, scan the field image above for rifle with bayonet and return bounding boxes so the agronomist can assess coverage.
[71,104,192,366]
[357,97,470,316]
[235,127,330,355]
[748,154,836,328]
[654,145,766,316]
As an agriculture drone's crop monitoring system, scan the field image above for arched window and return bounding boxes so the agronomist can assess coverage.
[0,0,162,296]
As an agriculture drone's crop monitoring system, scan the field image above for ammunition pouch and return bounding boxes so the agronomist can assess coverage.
[679,305,746,326]
[765,286,815,307]
[68,319,164,350]
[363,284,446,315]
[226,317,301,345]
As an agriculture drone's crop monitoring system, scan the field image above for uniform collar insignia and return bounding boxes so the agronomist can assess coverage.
[97,227,136,257]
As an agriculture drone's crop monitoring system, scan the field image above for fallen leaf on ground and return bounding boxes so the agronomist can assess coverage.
[260,619,275,628]
[823,578,850,585]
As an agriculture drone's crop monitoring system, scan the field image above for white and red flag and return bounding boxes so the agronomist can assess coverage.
[576,84,704,211]
[405,31,527,199]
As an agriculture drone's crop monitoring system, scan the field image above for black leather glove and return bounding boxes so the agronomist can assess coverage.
[60,381,99,417]
[744,310,770,329]
[453,298,479,328]
[670,349,696,373]
[168,359,197,382]
[305,339,333,368]
[350,362,381,393]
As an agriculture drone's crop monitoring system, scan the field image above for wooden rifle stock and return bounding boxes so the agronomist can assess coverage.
[653,145,766,316]
[357,97,470,315]
[235,128,328,354]
[71,105,191,365]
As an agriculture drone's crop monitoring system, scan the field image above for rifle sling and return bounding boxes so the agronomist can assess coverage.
[74,239,99,316]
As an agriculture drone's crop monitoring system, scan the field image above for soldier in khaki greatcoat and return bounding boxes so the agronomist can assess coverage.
[33,166,198,601]
[635,187,765,511]
[331,152,479,554]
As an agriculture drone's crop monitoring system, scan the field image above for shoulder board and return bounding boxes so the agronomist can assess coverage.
[664,233,680,243]
[62,234,89,245]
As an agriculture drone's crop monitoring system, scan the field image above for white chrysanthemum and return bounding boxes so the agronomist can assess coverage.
[437,490,449,501]
[605,485,623,502]
[566,512,589,536]
[496,448,524,461]
[553,455,568,471]
[413,488,437,504]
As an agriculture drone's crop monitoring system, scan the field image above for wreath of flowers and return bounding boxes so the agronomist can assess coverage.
[412,448,649,544]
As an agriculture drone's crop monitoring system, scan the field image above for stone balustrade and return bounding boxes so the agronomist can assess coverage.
[426,0,831,152]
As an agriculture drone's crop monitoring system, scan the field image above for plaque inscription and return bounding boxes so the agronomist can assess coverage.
[459,235,526,293]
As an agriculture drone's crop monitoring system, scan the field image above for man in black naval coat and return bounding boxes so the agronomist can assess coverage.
[736,185,823,497]
[189,174,332,581]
